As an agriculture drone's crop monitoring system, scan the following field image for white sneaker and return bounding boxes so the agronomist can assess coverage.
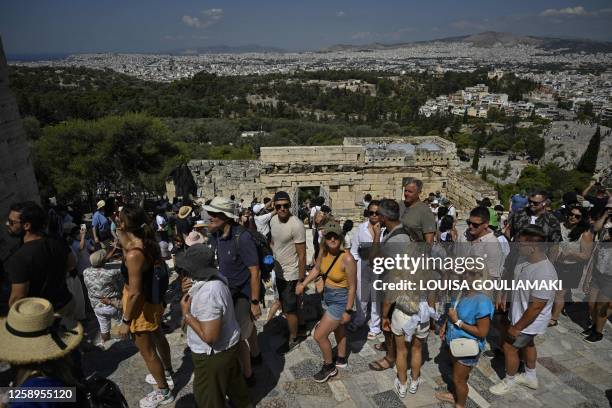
[489,378,516,395]
[394,377,407,398]
[145,373,174,389]
[515,373,539,389]
[139,389,174,408]
[408,376,421,394]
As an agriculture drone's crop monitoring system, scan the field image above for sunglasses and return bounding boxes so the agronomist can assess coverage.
[325,234,340,240]
[528,200,544,206]
[368,211,380,216]
[275,203,291,210]
[6,219,21,226]
[569,212,582,219]
[467,220,483,228]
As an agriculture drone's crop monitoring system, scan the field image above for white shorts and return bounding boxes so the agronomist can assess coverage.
[391,309,430,341]
[94,304,121,334]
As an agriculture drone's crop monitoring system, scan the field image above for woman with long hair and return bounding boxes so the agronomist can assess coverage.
[550,205,593,326]
[116,204,174,408]
[296,221,356,383]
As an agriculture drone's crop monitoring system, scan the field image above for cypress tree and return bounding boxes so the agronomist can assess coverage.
[577,126,601,174]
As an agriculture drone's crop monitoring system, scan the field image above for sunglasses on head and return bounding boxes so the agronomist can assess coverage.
[467,220,484,228]
[368,210,380,216]
[275,203,291,210]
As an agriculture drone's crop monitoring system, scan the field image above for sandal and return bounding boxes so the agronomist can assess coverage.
[374,342,387,352]
[548,319,558,327]
[367,332,379,341]
[368,357,395,371]
[435,391,455,404]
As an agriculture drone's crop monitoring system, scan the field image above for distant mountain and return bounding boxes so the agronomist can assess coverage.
[322,31,612,54]
[169,44,285,55]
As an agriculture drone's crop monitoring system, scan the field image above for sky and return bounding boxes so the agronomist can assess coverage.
[1,0,612,54]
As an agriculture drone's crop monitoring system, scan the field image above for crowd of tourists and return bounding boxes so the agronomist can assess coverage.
[0,178,610,408]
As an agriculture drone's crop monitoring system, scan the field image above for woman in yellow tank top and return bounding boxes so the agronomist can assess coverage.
[296,221,356,383]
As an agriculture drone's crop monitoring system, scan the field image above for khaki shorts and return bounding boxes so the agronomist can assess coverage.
[234,297,255,341]
[390,309,430,341]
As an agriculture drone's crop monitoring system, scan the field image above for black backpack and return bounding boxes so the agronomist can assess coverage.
[78,375,128,408]
[233,226,275,282]
[149,260,170,304]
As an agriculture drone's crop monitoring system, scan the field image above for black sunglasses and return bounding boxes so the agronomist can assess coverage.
[325,233,340,240]
[467,220,484,228]
[528,200,544,206]
[368,211,380,216]
[569,212,582,219]
[275,203,291,210]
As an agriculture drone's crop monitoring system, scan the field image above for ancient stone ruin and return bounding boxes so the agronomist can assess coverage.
[170,136,496,219]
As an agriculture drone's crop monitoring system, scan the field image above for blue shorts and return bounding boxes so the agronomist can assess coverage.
[456,353,481,367]
[323,287,349,321]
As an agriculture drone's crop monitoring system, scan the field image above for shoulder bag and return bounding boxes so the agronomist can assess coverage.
[449,291,480,358]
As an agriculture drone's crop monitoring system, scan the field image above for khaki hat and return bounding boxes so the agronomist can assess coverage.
[89,249,107,267]
[96,200,106,210]
[194,220,207,229]
[322,221,343,237]
[202,197,238,220]
[178,206,192,219]
[0,298,83,364]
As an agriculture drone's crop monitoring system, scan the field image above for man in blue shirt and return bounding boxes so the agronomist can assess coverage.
[202,196,262,386]
[92,200,111,246]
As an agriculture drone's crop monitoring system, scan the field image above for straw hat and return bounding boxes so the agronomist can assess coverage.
[0,298,83,364]
[178,206,192,219]
[96,200,106,210]
[202,197,238,220]
[194,220,207,229]
[185,231,205,247]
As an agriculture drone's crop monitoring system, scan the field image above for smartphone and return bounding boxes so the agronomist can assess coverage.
[80,224,86,231]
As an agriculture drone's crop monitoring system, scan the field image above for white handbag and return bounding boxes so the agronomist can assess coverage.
[449,292,480,358]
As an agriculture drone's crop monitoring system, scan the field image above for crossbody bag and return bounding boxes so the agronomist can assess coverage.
[449,292,480,358]
[314,252,343,294]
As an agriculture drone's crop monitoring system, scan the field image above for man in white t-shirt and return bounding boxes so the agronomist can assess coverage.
[178,244,251,407]
[490,225,558,396]
[270,191,307,351]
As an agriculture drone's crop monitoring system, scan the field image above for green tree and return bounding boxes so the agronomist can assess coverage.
[481,166,488,181]
[471,146,480,170]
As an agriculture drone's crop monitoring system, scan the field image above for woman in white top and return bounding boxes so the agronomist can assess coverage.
[549,206,593,326]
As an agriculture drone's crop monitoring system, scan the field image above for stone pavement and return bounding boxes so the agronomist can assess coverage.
[80,229,612,407]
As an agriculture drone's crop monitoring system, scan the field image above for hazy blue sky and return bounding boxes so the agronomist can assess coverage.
[1,0,612,54]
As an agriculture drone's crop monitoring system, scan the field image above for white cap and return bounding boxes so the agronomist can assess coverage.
[253,203,265,214]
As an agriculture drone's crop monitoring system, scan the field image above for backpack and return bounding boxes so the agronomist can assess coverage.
[149,260,170,304]
[233,226,275,282]
[78,374,128,408]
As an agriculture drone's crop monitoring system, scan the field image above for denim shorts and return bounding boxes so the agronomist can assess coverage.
[323,286,349,321]
[456,353,481,367]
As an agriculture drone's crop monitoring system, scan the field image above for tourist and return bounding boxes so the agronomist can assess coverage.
[309,196,323,228]
[177,244,251,408]
[435,268,494,407]
[479,198,499,231]
[92,200,112,248]
[115,205,174,407]
[296,221,356,382]
[350,200,383,338]
[0,298,84,406]
[311,209,328,262]
[399,177,437,244]
[270,191,307,351]
[253,201,276,238]
[438,215,456,243]
[582,180,610,214]
[83,248,122,347]
[369,199,413,372]
[174,205,193,241]
[490,225,557,395]
[549,206,593,326]
[342,219,354,251]
[5,201,76,318]
[510,192,529,214]
[494,204,506,229]
[583,199,612,343]
[69,224,95,275]
[201,196,262,385]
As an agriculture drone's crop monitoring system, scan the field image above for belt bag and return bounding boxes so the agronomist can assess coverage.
[449,291,480,358]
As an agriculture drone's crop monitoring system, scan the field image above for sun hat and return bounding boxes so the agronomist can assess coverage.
[89,249,107,267]
[178,206,192,219]
[194,220,207,229]
[0,298,83,365]
[96,200,106,210]
[185,231,205,247]
[202,197,238,220]
[323,221,343,238]
[175,244,218,281]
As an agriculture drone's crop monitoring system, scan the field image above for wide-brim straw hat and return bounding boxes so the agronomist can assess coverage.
[202,197,238,220]
[185,231,205,247]
[178,206,192,219]
[96,200,106,210]
[0,298,83,365]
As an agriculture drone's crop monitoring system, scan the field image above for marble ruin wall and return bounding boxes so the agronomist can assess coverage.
[185,139,495,219]
[0,37,40,259]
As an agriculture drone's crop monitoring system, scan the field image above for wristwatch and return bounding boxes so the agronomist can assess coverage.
[455,319,463,328]
[344,309,354,315]
[251,299,260,306]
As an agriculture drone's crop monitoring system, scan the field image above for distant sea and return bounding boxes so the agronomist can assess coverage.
[7,53,71,62]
